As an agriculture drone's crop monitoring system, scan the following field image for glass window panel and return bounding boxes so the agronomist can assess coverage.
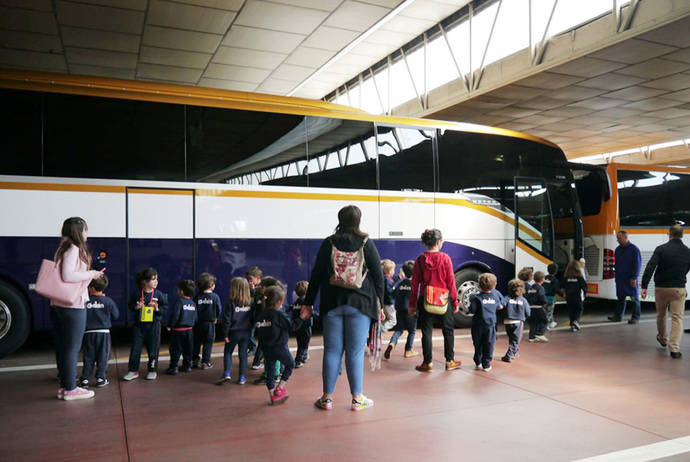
[373,67,389,113]
[378,126,435,192]
[531,0,556,46]
[618,170,690,226]
[446,19,470,76]
[426,35,460,92]
[348,84,361,109]
[470,2,499,72]
[515,178,553,257]
[406,46,425,96]
[360,76,382,114]
[389,59,416,109]
[336,91,349,106]
[0,89,42,176]
[484,0,529,66]
[548,0,610,38]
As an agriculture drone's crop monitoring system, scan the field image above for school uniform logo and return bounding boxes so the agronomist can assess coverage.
[183,304,196,311]
[86,302,105,309]
[481,298,498,304]
[256,320,272,328]
[235,306,251,313]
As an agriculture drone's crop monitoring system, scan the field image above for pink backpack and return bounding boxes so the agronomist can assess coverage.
[329,237,369,289]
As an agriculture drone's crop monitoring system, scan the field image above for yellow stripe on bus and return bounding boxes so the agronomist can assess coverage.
[128,188,194,195]
[0,182,125,193]
[517,240,553,265]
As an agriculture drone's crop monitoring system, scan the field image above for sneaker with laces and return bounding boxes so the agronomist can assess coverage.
[216,375,232,385]
[535,335,549,343]
[294,361,304,369]
[237,376,246,385]
[415,363,433,372]
[57,388,65,400]
[95,378,109,388]
[384,344,393,360]
[474,364,482,370]
[63,387,95,401]
[251,364,264,370]
[482,365,492,372]
[549,321,558,329]
[166,367,179,375]
[123,371,139,381]
[628,318,639,324]
[404,350,419,358]
[573,321,581,331]
[501,355,512,363]
[146,371,158,380]
[528,337,537,342]
[351,396,374,411]
[78,378,89,388]
[314,397,333,410]
[445,360,461,371]
[201,362,214,370]
[271,386,289,405]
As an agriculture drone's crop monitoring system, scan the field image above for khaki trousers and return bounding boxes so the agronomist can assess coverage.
[654,287,686,353]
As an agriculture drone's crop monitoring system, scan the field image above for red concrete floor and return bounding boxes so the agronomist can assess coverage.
[1,317,689,462]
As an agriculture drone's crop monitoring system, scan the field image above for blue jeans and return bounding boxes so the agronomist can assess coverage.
[223,331,250,378]
[615,295,641,320]
[52,306,86,391]
[322,305,370,395]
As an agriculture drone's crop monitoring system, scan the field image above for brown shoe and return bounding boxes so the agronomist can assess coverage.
[415,363,433,372]
[404,350,419,358]
[384,344,393,360]
[657,335,667,348]
[445,360,462,371]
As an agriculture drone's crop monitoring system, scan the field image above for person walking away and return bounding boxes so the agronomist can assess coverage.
[217,277,253,385]
[609,231,642,324]
[641,224,690,359]
[381,259,399,331]
[291,281,312,368]
[384,260,418,360]
[563,261,587,332]
[543,263,560,329]
[501,279,529,362]
[166,280,197,375]
[526,271,549,343]
[469,273,504,371]
[193,272,222,369]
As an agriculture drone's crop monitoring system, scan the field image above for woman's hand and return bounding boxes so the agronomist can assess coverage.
[300,305,313,320]
[379,308,385,322]
[224,337,230,343]
[408,306,417,316]
[92,269,106,280]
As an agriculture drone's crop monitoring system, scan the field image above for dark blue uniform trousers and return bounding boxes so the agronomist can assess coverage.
[264,344,294,390]
[504,322,523,359]
[81,331,111,380]
[128,321,161,372]
[472,323,496,368]
[170,329,194,369]
[194,321,216,364]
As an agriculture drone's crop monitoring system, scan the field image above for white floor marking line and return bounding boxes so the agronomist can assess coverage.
[0,315,685,373]
[571,435,690,462]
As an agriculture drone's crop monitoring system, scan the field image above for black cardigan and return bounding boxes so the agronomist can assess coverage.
[304,235,384,320]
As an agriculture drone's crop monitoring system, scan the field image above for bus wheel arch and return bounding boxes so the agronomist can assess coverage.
[453,266,485,328]
[0,279,31,358]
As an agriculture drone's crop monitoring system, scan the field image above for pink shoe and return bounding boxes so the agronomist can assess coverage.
[271,386,289,405]
[62,386,95,401]
[57,388,65,400]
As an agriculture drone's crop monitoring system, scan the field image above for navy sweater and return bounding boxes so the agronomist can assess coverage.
[526,283,547,307]
[85,295,120,330]
[168,297,197,328]
[563,277,588,302]
[469,290,504,327]
[255,309,302,350]
[502,295,530,322]
[543,274,560,298]
[222,300,254,337]
[383,275,400,305]
[289,297,312,327]
[128,289,168,323]
[393,278,412,312]
[195,291,222,323]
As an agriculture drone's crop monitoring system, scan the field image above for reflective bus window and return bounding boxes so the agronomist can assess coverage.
[377,126,434,192]
[515,179,554,257]
[618,169,690,226]
[0,89,42,176]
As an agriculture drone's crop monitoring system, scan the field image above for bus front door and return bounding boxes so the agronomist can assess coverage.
[513,177,555,277]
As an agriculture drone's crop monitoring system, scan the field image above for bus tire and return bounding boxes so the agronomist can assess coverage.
[0,281,31,358]
[454,268,482,328]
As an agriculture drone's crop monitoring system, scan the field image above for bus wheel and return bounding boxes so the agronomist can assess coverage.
[0,282,30,358]
[454,268,481,328]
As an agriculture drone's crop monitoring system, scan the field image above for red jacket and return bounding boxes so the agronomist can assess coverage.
[409,251,458,310]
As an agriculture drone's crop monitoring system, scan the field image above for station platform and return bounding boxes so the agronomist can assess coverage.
[1,313,689,462]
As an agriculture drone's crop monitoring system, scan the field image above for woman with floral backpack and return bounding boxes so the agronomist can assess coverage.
[409,229,462,372]
[301,205,384,411]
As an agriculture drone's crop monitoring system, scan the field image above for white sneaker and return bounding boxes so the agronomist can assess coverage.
[351,396,374,411]
[482,365,492,372]
[63,387,95,401]
[549,321,558,329]
[535,335,549,343]
[123,371,139,381]
[528,338,536,342]
[146,371,157,380]
[474,364,482,370]
[251,364,264,370]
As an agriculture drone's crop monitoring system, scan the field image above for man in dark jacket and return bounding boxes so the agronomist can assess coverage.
[609,231,642,324]
[641,225,690,359]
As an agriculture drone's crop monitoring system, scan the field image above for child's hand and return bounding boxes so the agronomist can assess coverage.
[224,337,230,343]
[300,305,313,320]
[408,306,417,316]
[135,301,143,310]
[166,327,171,332]
[398,269,405,280]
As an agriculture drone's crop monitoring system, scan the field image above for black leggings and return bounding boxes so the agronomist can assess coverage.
[52,306,86,391]
[418,301,455,364]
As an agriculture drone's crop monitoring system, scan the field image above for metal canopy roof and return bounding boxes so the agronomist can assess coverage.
[0,0,469,99]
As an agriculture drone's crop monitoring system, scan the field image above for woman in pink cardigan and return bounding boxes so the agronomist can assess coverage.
[51,217,105,401]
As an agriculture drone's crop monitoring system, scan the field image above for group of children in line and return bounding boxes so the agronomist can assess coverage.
[76,256,588,403]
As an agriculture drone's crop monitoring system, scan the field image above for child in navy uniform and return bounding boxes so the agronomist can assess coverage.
[292,281,311,368]
[247,266,264,369]
[470,273,503,371]
[518,267,533,291]
[193,272,222,370]
[527,271,549,343]
[253,276,286,385]
[255,285,302,405]
[563,260,588,332]
[501,279,529,363]
[543,263,561,329]
[384,260,418,360]
[381,259,399,331]
[218,277,254,385]
[79,275,119,388]
[166,280,197,375]
[125,267,168,381]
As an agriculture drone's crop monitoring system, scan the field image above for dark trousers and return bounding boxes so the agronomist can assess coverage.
[52,306,86,391]
[614,295,641,320]
[504,322,523,358]
[567,297,584,324]
[193,321,216,364]
[223,331,251,378]
[169,329,194,369]
[264,344,294,390]
[529,307,548,338]
[128,322,161,372]
[472,323,496,368]
[390,311,417,351]
[295,325,312,363]
[81,332,111,380]
[418,302,455,364]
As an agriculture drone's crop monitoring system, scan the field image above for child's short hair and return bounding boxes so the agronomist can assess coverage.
[402,260,415,278]
[264,285,285,309]
[198,272,216,291]
[135,267,158,288]
[230,277,251,306]
[381,259,395,274]
[533,271,545,283]
[547,263,559,275]
[261,276,284,290]
[421,229,442,248]
[178,279,195,297]
[517,267,533,282]
[246,266,263,279]
[507,279,525,298]
[89,274,108,292]
[294,280,308,298]
[478,273,497,291]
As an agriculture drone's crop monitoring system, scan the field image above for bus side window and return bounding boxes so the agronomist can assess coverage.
[377,126,434,192]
